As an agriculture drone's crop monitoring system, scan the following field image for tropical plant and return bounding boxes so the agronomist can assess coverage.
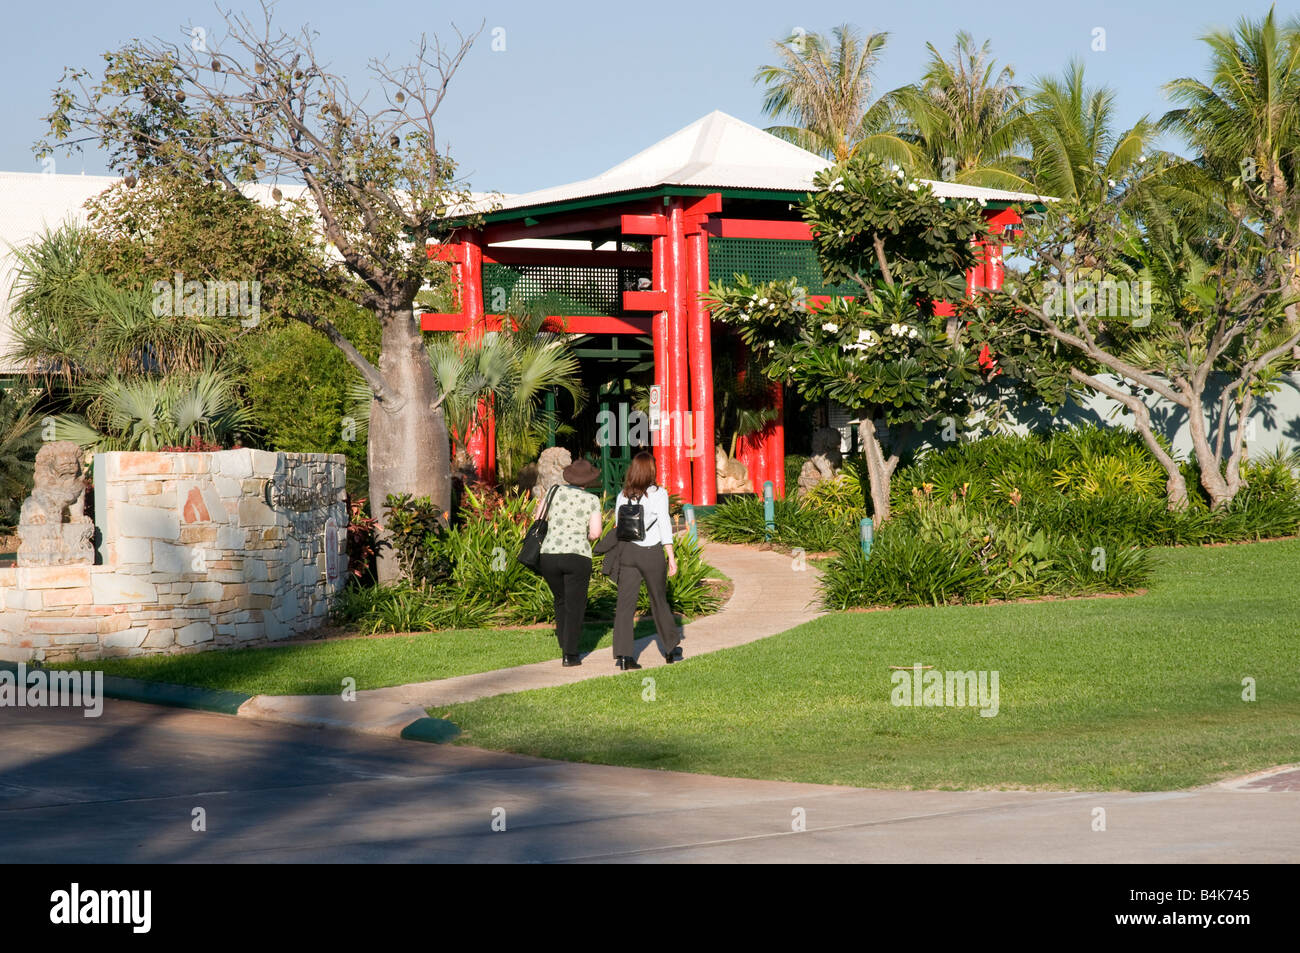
[425,305,585,484]
[891,32,1031,189]
[0,386,45,529]
[755,24,914,165]
[48,369,253,451]
[1162,7,1300,335]
[1019,60,1159,203]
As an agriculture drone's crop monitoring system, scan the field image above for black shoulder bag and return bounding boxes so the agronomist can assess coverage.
[517,485,560,570]
[616,489,659,543]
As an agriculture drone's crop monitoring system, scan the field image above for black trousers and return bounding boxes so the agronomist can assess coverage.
[537,553,592,656]
[613,543,681,658]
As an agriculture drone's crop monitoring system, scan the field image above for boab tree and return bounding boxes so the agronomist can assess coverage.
[37,2,480,579]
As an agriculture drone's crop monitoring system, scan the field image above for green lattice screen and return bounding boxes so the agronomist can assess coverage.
[481,264,651,315]
[707,237,854,294]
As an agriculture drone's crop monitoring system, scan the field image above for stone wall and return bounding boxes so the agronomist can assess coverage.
[0,449,347,662]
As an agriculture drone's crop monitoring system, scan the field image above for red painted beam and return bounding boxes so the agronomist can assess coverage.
[704,218,813,240]
[481,247,651,269]
[481,209,626,244]
[421,312,652,334]
[622,289,670,312]
[621,213,668,236]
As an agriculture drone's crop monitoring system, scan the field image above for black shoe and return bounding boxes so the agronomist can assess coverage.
[562,654,582,667]
[664,646,683,664]
[615,656,642,670]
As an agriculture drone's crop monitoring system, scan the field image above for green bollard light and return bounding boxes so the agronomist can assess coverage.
[763,481,775,541]
[860,516,874,557]
[683,504,697,543]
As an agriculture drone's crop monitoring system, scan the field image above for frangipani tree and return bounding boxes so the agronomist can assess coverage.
[705,157,994,521]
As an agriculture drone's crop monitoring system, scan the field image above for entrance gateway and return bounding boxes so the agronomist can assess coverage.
[423,111,1045,505]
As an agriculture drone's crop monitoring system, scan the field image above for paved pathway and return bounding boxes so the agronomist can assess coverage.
[239,542,823,734]
[2,701,1294,863]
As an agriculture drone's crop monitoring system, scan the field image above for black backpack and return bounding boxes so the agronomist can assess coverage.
[616,489,658,542]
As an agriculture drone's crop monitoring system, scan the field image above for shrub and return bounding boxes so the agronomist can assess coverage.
[818,500,1152,610]
[330,581,497,634]
[700,496,854,552]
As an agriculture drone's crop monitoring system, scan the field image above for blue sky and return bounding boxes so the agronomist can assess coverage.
[0,0,1279,192]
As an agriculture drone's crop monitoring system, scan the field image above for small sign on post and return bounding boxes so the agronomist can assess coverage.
[648,385,662,433]
[763,481,775,541]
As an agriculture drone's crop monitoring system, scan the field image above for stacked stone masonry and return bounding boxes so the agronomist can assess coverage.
[0,449,347,662]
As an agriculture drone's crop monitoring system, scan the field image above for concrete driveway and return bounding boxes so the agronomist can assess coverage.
[1,700,1294,863]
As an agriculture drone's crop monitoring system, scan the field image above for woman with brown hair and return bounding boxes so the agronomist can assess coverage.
[534,458,604,667]
[610,451,682,670]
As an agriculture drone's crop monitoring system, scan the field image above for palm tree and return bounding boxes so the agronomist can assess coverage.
[1163,7,1300,201]
[892,32,1032,189]
[1021,61,1158,203]
[1162,7,1300,340]
[755,24,915,166]
[9,225,232,383]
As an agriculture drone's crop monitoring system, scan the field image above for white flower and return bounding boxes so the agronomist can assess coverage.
[768,303,776,310]
[834,183,845,192]
[858,329,873,343]
[977,197,987,207]
[1108,179,1116,188]
[823,322,839,333]
[907,182,918,192]
[908,328,918,339]
[758,297,768,306]
[1138,155,1147,164]
[838,230,844,237]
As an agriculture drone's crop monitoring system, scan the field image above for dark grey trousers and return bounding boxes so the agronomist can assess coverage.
[613,543,681,658]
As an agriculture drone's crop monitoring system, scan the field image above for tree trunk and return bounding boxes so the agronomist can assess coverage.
[368,306,451,583]
[1186,395,1233,509]
[859,418,901,523]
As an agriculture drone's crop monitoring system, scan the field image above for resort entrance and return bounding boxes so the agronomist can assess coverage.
[422,111,1028,505]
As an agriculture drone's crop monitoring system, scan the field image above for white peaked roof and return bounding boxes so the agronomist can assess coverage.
[485,110,1051,214]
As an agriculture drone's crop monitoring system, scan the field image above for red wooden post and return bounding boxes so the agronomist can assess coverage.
[664,199,693,503]
[651,228,669,486]
[686,226,716,505]
[459,232,495,484]
[765,383,785,499]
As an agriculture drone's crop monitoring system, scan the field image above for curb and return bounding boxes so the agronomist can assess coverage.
[1,660,252,715]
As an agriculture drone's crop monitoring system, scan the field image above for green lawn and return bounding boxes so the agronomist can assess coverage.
[54,620,657,696]
[437,539,1300,791]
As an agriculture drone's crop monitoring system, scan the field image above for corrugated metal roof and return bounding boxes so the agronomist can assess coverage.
[478,110,1052,214]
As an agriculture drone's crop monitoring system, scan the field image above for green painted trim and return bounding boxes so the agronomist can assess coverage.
[0,660,252,715]
[456,185,1044,229]
[469,186,814,227]
[401,716,463,743]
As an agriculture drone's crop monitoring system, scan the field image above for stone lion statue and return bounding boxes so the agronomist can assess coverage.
[20,442,89,525]
[715,447,752,495]
[796,427,845,498]
[533,446,572,499]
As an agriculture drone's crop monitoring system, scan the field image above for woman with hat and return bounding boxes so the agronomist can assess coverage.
[533,457,604,667]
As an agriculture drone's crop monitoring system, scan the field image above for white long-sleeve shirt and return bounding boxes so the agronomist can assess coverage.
[615,484,674,548]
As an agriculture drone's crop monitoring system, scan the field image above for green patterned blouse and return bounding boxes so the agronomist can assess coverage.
[538,485,602,558]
